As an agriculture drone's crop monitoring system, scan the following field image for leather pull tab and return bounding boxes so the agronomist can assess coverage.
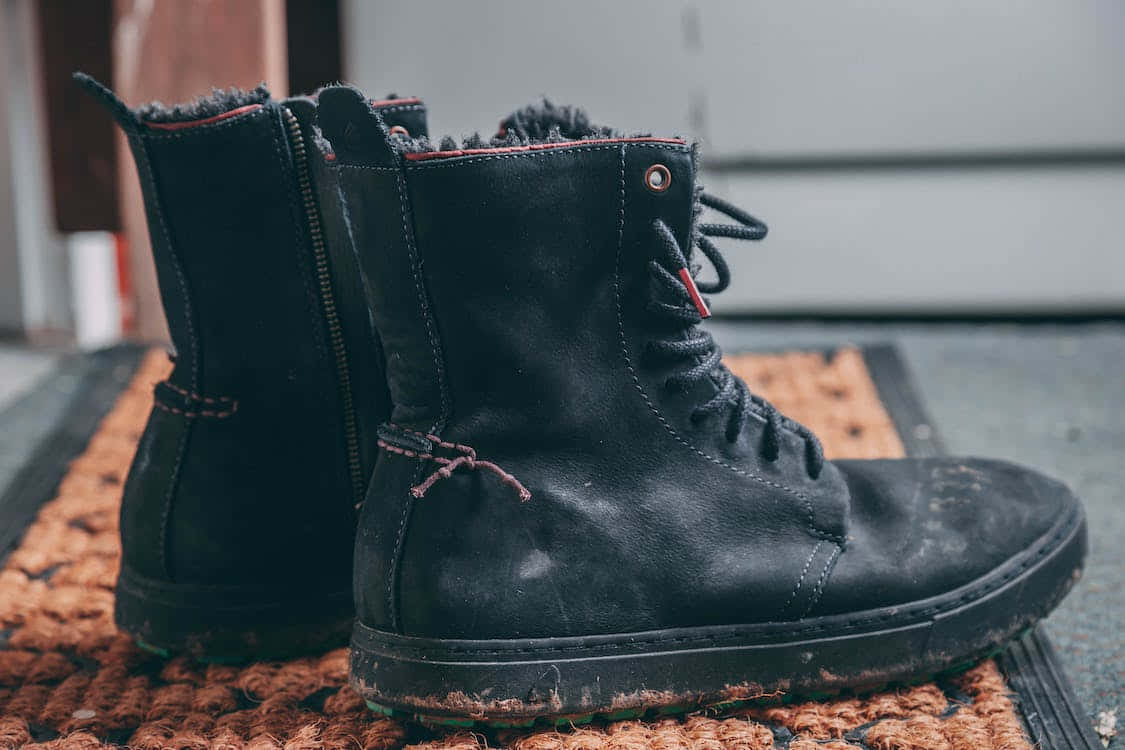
[376,423,433,454]
[317,85,398,167]
[72,72,139,132]
[678,268,711,318]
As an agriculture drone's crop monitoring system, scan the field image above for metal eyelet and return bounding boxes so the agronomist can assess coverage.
[644,164,672,193]
[388,125,410,137]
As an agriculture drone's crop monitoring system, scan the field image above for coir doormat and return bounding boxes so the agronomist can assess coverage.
[0,345,1098,749]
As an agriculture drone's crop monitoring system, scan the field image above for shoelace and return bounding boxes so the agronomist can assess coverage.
[377,424,532,501]
[647,191,825,479]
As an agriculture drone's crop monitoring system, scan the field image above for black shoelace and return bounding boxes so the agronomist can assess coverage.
[647,191,825,479]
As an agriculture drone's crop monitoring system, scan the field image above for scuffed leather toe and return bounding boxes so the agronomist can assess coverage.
[811,457,1079,617]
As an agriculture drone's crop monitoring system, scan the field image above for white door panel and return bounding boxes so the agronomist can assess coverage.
[706,166,1125,313]
[346,1,1125,155]
[702,2,1125,156]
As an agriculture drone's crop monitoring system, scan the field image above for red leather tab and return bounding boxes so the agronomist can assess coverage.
[371,97,421,108]
[678,268,711,319]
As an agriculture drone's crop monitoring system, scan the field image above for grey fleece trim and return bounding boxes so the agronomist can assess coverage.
[393,98,651,155]
[136,84,272,123]
[500,99,616,141]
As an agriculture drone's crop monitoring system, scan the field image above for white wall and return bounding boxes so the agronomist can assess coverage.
[0,0,71,336]
[0,0,21,331]
[344,0,1125,314]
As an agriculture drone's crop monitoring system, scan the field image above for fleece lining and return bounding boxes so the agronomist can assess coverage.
[498,100,616,141]
[136,84,272,123]
[392,98,650,155]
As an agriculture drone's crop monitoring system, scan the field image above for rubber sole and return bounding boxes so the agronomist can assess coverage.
[350,501,1086,725]
[363,646,1003,729]
[115,566,353,661]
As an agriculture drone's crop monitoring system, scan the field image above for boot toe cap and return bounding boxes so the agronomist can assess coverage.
[811,456,1082,618]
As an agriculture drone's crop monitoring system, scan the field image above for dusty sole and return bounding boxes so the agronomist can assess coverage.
[362,646,1003,729]
[351,500,1085,724]
[115,566,353,661]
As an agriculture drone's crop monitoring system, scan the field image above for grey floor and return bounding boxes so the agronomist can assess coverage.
[0,345,57,410]
[0,323,1121,744]
[0,345,64,494]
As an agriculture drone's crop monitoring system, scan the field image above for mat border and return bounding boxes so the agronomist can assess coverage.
[0,343,1100,749]
[0,344,146,563]
[860,343,1101,750]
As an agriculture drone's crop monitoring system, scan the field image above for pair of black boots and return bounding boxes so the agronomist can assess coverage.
[76,74,1086,726]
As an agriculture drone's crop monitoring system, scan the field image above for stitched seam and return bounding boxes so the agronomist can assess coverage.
[375,104,425,115]
[336,143,690,172]
[333,164,397,171]
[386,159,451,632]
[611,145,839,543]
[387,476,416,630]
[357,500,1081,659]
[132,139,198,389]
[394,169,449,423]
[138,106,271,140]
[154,401,237,419]
[157,420,191,581]
[133,137,199,581]
[801,543,842,618]
[403,138,684,163]
[782,541,823,615]
[160,381,234,405]
[408,143,689,169]
[380,442,436,461]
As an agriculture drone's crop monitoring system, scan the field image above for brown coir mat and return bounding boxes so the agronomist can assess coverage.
[0,345,1098,749]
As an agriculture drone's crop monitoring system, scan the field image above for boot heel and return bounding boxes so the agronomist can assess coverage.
[114,566,352,660]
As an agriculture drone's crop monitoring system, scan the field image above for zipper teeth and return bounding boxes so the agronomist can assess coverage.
[282,107,365,505]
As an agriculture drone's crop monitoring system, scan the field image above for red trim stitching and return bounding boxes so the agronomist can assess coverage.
[161,381,235,405]
[404,136,686,162]
[371,97,422,108]
[154,401,237,419]
[145,104,263,131]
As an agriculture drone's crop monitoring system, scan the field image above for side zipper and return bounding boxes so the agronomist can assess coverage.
[281,107,365,506]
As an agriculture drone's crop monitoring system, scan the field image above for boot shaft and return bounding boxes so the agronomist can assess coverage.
[77,76,426,589]
[319,86,850,637]
[319,86,697,433]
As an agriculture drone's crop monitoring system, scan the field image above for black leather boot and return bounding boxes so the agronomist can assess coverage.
[320,85,1087,725]
[75,75,428,658]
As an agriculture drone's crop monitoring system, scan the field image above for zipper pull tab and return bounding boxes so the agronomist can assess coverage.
[677,268,711,318]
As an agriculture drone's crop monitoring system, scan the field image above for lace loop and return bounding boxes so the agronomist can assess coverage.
[645,190,824,479]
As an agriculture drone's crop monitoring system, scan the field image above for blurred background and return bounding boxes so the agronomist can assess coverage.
[1,0,1124,350]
